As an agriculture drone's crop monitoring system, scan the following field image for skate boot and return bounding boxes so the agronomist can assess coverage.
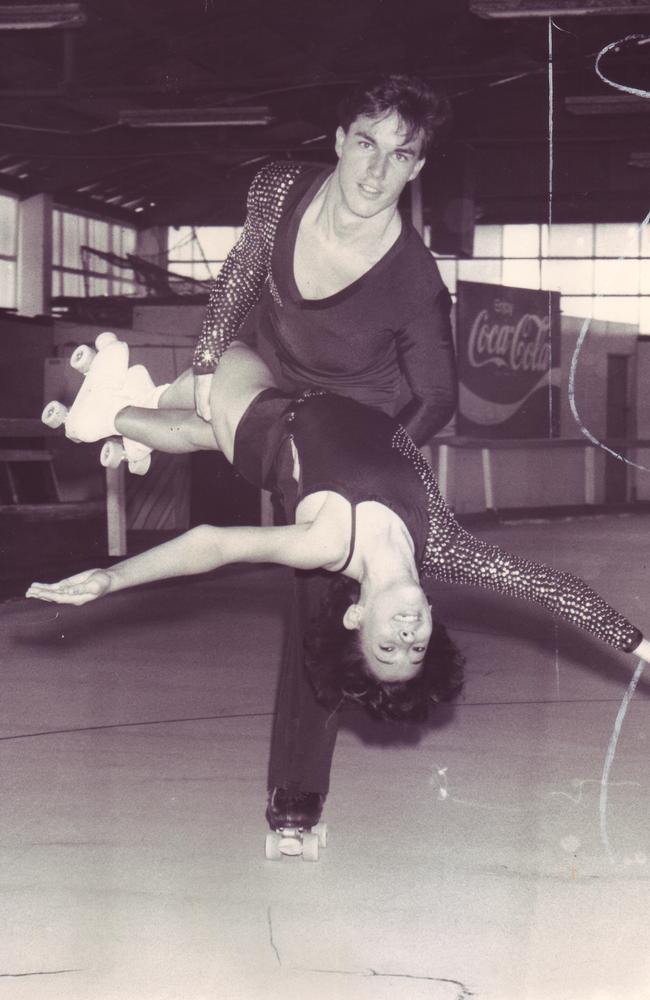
[99,365,169,477]
[42,332,131,443]
[264,787,327,862]
[42,333,168,476]
[100,434,152,477]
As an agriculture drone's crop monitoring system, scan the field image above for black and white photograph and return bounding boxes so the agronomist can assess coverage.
[1,1,650,997]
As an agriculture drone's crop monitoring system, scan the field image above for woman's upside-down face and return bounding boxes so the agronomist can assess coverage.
[344,582,433,683]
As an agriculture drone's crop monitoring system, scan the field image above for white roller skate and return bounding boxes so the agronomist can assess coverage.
[264,788,327,862]
[41,333,166,476]
[99,363,161,476]
[100,436,152,477]
[42,332,131,443]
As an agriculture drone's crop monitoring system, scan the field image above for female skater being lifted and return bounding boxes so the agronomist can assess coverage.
[27,339,650,721]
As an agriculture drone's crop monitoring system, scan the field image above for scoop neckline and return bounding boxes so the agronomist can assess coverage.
[285,166,410,309]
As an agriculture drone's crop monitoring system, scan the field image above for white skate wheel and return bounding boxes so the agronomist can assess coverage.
[277,834,302,857]
[100,439,126,469]
[312,822,327,848]
[301,833,319,862]
[41,400,68,429]
[123,437,152,465]
[265,832,283,861]
[95,331,118,351]
[69,344,96,374]
[127,453,151,476]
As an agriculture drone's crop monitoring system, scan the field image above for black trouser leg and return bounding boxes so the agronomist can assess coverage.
[267,570,339,795]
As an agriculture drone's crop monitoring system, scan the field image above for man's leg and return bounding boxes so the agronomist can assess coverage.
[266,569,340,826]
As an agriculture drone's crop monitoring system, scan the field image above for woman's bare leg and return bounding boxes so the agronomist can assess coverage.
[115,405,218,453]
[157,368,196,410]
[209,342,278,462]
[113,367,216,453]
[114,343,279,459]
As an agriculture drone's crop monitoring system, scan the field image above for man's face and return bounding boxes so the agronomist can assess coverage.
[334,111,425,219]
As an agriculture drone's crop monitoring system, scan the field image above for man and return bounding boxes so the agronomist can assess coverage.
[189,74,457,837]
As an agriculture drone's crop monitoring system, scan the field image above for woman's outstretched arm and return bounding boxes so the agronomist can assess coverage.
[392,428,648,660]
[634,638,650,661]
[422,519,648,658]
[26,520,342,606]
[26,527,229,606]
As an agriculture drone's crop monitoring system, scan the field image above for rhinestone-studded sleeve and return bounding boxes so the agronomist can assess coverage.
[192,161,304,374]
[392,427,643,653]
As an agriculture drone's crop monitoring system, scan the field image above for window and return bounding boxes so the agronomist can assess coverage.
[434,220,650,333]
[0,192,18,309]
[167,226,243,282]
[52,209,137,297]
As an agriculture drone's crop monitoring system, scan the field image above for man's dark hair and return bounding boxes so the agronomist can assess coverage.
[304,577,464,722]
[337,74,451,155]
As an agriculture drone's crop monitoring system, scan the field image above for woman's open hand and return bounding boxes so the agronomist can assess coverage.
[633,638,650,663]
[26,569,112,606]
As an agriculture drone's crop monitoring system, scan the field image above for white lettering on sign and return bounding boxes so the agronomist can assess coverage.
[467,309,551,373]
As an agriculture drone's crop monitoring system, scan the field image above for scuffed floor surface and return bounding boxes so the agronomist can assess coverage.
[1,513,649,1000]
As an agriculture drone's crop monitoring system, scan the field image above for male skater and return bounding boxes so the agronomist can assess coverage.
[188,74,458,835]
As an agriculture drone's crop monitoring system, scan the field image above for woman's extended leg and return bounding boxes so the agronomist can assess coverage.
[114,343,278,459]
[115,405,218,453]
[114,367,217,453]
[156,368,195,410]
[207,341,279,463]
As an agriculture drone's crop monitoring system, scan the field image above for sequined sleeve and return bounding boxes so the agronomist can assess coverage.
[192,162,304,374]
[392,427,643,653]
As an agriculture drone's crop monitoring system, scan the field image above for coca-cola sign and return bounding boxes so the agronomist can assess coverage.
[468,309,551,373]
[457,281,560,438]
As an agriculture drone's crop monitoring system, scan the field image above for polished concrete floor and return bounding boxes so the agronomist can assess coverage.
[1,513,649,1000]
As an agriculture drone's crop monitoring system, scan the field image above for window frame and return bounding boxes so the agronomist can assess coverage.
[52,206,138,299]
[0,190,18,310]
[429,221,650,332]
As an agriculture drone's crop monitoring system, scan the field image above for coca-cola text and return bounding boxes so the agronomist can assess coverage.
[467,308,551,373]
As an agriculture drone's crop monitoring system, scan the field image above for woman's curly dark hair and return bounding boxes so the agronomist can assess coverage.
[304,577,464,723]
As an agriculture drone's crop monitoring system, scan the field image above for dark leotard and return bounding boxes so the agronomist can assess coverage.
[233,389,643,654]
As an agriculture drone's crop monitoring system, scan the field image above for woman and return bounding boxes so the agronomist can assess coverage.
[27,341,650,722]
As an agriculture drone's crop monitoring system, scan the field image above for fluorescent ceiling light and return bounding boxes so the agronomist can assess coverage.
[471,0,650,16]
[119,107,273,128]
[565,95,650,114]
[0,3,86,29]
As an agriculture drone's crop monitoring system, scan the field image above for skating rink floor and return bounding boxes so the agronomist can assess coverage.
[2,511,650,1000]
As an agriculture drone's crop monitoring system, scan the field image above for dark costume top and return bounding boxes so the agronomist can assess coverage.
[192,161,456,445]
[233,389,643,654]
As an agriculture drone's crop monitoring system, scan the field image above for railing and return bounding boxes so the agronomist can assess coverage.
[427,436,650,513]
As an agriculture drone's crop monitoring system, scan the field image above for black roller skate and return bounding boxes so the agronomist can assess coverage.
[264,787,327,862]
